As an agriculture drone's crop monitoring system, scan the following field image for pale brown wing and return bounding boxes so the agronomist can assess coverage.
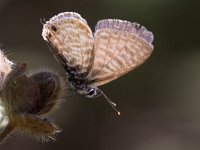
[42,12,94,74]
[87,19,154,87]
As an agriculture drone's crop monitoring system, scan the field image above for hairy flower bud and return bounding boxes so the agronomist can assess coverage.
[0,63,65,143]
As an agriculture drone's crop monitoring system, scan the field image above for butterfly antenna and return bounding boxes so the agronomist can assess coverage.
[98,88,121,115]
[40,18,46,25]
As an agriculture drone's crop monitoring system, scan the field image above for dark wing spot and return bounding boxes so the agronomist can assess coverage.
[51,25,57,32]
[48,33,52,38]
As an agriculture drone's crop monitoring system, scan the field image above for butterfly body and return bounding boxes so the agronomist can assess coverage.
[53,51,98,97]
[65,65,98,98]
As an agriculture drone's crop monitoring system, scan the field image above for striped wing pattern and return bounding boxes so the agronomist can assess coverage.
[42,12,94,74]
[42,12,154,87]
[87,19,154,87]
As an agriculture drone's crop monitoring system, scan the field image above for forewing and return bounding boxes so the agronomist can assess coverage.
[42,12,94,74]
[87,19,154,87]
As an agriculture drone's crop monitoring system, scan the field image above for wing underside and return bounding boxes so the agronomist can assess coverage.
[87,19,154,87]
[42,13,154,87]
[42,12,94,75]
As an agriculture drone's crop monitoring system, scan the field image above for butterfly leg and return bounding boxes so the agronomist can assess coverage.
[64,87,77,99]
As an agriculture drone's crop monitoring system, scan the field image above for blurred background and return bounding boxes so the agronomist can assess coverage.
[0,0,200,149]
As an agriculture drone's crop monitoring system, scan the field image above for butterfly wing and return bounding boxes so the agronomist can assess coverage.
[42,12,94,75]
[87,19,154,87]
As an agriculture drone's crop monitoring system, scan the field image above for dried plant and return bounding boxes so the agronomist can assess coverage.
[0,50,65,143]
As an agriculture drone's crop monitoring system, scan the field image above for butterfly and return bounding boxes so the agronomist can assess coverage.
[42,12,154,115]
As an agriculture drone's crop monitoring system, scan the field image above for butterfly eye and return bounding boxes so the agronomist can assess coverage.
[86,88,96,98]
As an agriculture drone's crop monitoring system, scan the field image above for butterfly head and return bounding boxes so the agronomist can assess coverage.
[86,87,99,98]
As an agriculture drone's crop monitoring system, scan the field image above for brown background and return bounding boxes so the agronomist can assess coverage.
[0,0,200,150]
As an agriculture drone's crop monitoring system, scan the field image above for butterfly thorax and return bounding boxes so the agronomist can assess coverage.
[68,73,87,91]
[65,66,99,98]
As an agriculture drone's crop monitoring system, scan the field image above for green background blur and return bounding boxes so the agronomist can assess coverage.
[0,0,200,150]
